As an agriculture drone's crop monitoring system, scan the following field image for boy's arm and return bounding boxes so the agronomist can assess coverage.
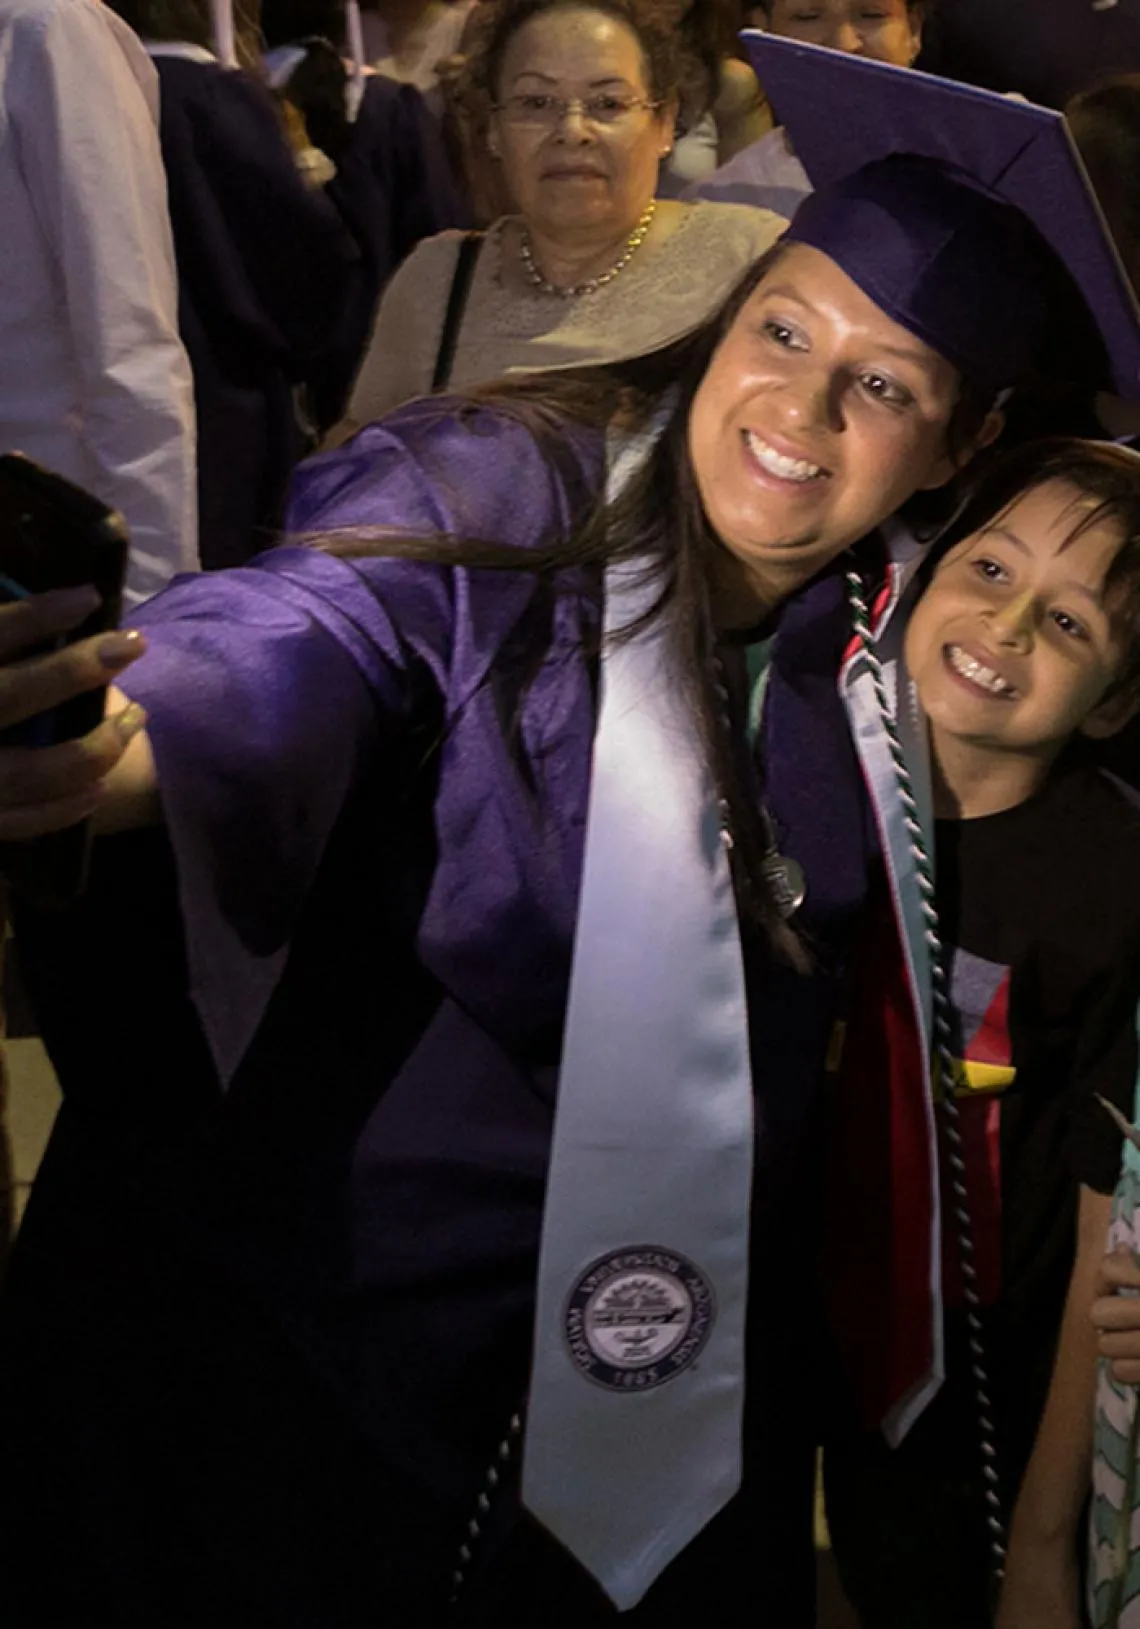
[996,1184,1112,1629]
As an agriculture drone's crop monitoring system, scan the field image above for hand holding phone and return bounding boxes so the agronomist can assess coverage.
[0,586,146,796]
[0,456,135,905]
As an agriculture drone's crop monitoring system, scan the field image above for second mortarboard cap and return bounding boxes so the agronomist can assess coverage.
[740,35,1140,400]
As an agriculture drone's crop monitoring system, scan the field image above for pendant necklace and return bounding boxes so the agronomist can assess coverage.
[712,647,806,921]
[518,200,658,298]
[759,838,807,921]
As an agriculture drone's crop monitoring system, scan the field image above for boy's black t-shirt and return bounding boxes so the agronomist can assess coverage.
[892,760,1140,1492]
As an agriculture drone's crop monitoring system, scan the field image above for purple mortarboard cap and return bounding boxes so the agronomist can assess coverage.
[740,34,1140,399]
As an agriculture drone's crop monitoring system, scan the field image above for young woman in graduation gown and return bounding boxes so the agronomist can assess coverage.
[0,40,1135,1629]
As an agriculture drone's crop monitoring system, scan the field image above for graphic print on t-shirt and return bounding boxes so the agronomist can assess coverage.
[943,947,1015,1306]
[947,947,1016,1097]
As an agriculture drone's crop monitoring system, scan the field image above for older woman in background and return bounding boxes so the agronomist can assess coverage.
[337,0,784,426]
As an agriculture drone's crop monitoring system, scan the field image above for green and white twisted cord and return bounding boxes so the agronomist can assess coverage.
[845,566,1007,1582]
[448,1410,523,1606]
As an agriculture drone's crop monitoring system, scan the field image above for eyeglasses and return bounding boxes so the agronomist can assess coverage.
[491,93,661,129]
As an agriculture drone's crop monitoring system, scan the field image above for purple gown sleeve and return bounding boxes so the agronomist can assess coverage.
[119,401,603,1084]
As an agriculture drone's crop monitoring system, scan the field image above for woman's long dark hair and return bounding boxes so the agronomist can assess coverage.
[316,249,1003,967]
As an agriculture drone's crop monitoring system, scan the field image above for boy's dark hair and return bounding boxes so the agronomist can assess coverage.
[930,437,1140,694]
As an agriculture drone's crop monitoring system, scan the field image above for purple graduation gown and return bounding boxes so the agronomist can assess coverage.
[0,401,872,1627]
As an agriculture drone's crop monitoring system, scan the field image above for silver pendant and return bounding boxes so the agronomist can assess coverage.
[718,798,807,920]
[761,850,806,920]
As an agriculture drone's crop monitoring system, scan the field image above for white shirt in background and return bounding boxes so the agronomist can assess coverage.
[684,126,812,223]
[0,0,199,605]
[657,112,720,200]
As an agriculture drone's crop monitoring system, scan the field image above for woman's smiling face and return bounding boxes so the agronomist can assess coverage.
[688,243,964,605]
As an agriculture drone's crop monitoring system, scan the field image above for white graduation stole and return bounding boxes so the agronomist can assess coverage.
[521,433,755,1609]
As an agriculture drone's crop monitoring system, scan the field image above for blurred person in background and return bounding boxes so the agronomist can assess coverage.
[262,0,471,425]
[1066,76,1140,449]
[361,0,475,105]
[919,0,1140,111]
[750,0,923,58]
[338,0,784,427]
[111,0,361,566]
[1065,73,1140,794]
[0,0,198,605]
[1067,75,1140,296]
[690,0,924,215]
[656,0,773,197]
[0,1046,9,1273]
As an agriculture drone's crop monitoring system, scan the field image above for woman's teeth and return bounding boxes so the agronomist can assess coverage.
[745,431,821,484]
[947,644,1016,697]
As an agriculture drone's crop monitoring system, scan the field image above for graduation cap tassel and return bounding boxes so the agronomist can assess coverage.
[209,0,238,68]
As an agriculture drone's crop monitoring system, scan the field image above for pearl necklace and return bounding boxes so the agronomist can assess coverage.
[517,199,658,297]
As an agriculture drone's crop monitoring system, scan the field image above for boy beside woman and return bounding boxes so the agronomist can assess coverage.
[827,440,1140,1629]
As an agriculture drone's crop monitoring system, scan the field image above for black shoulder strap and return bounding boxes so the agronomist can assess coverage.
[431,232,483,393]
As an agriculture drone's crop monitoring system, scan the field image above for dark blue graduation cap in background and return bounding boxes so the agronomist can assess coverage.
[740,34,1140,400]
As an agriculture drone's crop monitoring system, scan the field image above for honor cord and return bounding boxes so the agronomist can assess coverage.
[846,565,1007,1583]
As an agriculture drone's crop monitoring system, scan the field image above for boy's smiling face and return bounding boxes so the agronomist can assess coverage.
[905,480,1136,765]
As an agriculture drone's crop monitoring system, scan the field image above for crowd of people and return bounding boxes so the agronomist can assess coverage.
[5,2,1140,1627]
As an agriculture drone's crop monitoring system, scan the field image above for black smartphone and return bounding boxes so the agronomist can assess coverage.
[0,454,130,908]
